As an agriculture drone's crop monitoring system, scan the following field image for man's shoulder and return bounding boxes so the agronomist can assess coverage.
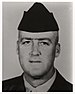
[3,75,22,85]
[2,73,25,92]
[50,69,73,92]
[56,70,73,90]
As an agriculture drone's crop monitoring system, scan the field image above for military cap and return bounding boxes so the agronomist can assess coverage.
[18,2,59,32]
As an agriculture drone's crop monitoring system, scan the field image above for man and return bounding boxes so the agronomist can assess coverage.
[2,2,73,92]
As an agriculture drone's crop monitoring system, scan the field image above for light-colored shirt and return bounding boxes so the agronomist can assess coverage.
[23,70,56,92]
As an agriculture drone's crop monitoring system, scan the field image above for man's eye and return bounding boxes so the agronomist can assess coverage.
[22,41,31,45]
[39,42,50,46]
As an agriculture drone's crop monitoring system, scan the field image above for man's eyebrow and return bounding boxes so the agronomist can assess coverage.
[20,37,32,42]
[38,38,52,42]
[20,37,52,42]
[21,37,32,40]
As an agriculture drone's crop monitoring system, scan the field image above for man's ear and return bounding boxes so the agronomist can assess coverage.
[55,43,60,57]
[16,41,19,55]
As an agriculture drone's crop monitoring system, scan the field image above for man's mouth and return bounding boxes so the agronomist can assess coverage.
[29,60,41,63]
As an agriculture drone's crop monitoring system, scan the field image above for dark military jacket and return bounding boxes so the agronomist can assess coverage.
[2,70,73,92]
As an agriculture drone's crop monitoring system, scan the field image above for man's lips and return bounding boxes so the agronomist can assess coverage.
[29,60,41,63]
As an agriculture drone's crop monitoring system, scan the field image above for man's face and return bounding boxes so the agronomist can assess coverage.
[17,31,60,78]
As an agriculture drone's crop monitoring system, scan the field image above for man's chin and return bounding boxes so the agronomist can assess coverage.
[30,75,43,79]
[24,69,46,79]
[27,72,46,79]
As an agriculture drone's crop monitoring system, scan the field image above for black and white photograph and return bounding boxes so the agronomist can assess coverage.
[2,2,73,92]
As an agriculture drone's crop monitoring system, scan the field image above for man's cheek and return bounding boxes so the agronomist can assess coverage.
[20,48,29,55]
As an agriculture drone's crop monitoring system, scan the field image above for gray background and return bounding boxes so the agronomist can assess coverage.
[2,2,73,83]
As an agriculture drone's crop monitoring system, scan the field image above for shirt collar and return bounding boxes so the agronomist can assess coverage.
[23,70,56,92]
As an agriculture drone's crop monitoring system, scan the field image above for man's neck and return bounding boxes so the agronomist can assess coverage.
[23,67,55,87]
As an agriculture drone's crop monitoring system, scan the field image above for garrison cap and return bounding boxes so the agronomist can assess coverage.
[18,2,59,32]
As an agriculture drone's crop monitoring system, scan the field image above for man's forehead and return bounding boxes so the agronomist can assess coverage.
[19,31,58,39]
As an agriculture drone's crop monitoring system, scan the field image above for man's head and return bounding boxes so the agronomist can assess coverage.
[17,2,60,79]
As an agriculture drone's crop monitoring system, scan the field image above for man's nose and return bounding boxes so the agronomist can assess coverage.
[30,43,41,56]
